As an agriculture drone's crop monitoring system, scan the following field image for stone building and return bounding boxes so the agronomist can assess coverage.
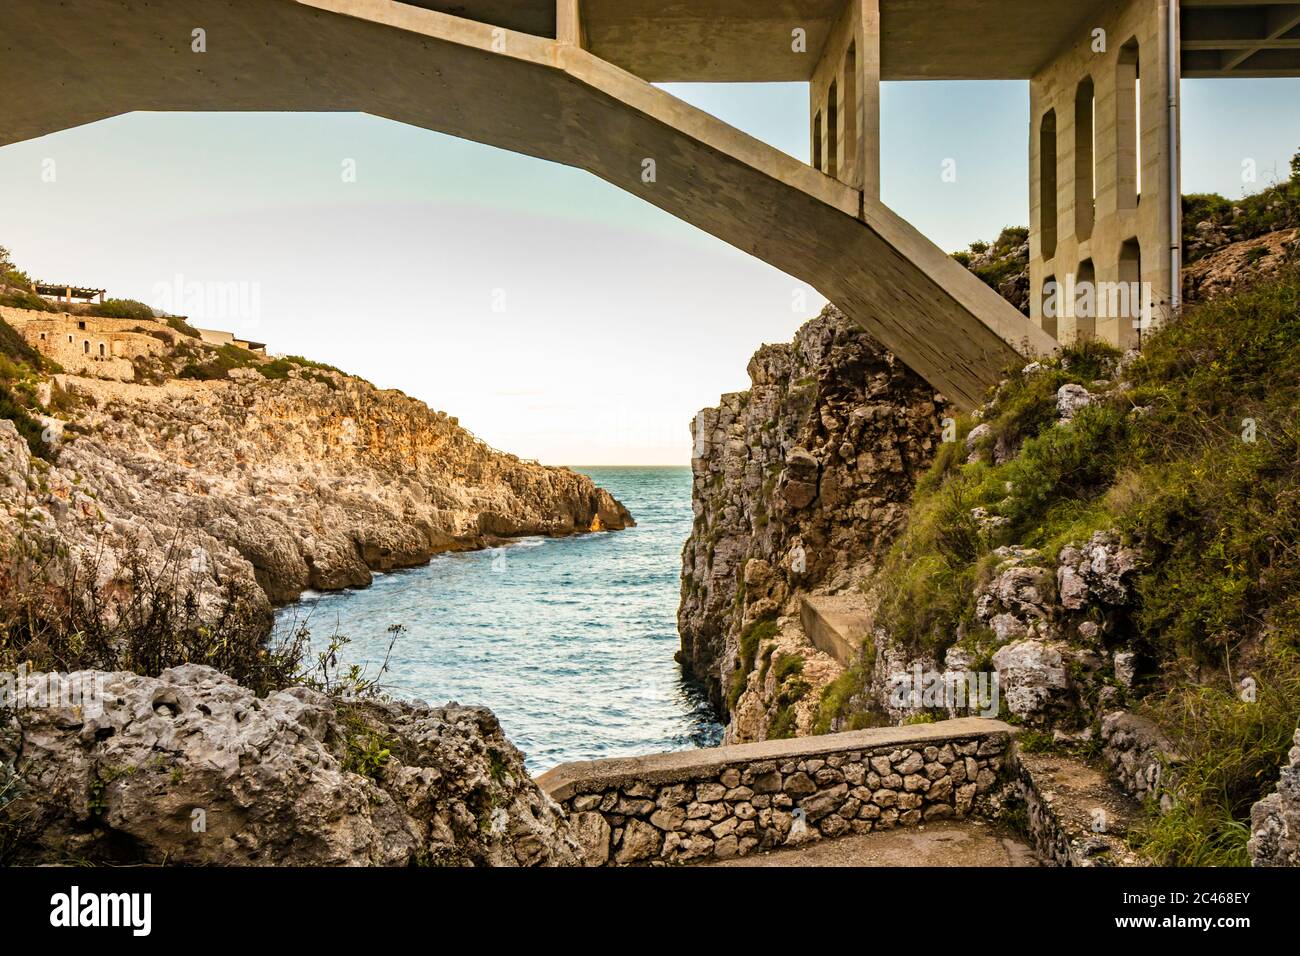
[1,306,170,381]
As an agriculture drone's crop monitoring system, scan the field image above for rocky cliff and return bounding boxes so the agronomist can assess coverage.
[0,293,630,866]
[678,306,945,742]
[680,234,1300,865]
[1,307,632,620]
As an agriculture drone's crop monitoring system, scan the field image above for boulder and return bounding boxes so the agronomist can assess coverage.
[0,665,580,867]
[1249,727,1300,867]
[992,640,1071,720]
[1057,531,1140,611]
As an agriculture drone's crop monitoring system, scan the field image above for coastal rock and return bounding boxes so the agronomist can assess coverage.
[677,305,945,736]
[974,550,1054,644]
[0,664,581,866]
[1183,227,1300,303]
[1056,531,1140,611]
[1056,383,1094,422]
[0,329,633,620]
[1099,710,1182,810]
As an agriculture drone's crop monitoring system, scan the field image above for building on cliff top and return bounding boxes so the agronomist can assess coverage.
[1,305,170,381]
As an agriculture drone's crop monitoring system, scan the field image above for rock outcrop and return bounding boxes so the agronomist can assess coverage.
[1183,227,1299,303]
[677,305,946,740]
[1,319,632,618]
[0,664,580,866]
[1250,726,1300,867]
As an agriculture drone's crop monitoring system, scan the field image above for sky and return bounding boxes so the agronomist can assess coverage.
[1,78,1297,465]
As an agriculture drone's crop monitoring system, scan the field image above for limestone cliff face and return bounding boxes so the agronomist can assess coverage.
[677,306,946,741]
[1,322,632,617]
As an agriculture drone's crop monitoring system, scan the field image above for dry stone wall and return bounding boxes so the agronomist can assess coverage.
[538,718,1012,866]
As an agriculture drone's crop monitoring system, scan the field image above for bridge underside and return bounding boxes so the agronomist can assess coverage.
[0,0,1056,409]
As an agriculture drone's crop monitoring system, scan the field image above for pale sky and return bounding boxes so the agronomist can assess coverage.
[1,79,1297,464]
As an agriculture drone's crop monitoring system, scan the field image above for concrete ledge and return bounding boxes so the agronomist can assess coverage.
[537,717,1012,802]
[799,594,871,667]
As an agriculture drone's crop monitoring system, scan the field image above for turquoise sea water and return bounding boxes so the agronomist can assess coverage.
[276,466,723,772]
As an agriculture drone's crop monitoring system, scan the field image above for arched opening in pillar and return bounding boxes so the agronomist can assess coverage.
[1074,258,1096,342]
[842,42,858,186]
[813,109,824,172]
[827,79,840,180]
[1119,237,1143,347]
[1041,274,1058,339]
[1117,39,1140,210]
[1040,109,1058,261]
[1075,77,1095,241]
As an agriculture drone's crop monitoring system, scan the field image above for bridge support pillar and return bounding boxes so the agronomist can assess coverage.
[557,0,585,48]
[810,0,880,199]
[1029,0,1181,349]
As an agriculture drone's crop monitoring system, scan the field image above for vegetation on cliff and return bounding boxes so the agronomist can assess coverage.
[818,265,1300,864]
[1183,149,1300,264]
[951,226,1031,314]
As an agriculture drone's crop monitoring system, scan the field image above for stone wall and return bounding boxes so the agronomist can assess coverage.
[537,718,1012,866]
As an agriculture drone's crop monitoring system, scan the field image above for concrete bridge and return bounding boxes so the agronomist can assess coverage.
[3,1,1296,407]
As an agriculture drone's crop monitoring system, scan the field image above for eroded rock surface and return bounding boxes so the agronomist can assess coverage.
[677,306,945,739]
[1,360,632,616]
[0,665,580,866]
[1249,726,1300,867]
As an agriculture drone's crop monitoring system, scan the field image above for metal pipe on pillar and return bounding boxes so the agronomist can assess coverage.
[1167,0,1182,313]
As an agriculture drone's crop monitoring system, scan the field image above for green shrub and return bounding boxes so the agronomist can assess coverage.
[0,290,57,313]
[727,617,777,709]
[165,316,202,338]
[0,543,291,694]
[256,357,337,388]
[771,653,804,684]
[0,383,51,460]
[812,659,881,735]
[86,298,155,321]
[179,343,262,381]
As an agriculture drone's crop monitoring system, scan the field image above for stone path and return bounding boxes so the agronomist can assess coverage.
[1015,752,1146,866]
[701,820,1038,867]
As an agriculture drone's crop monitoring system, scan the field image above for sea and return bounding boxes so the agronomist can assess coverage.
[275,466,723,773]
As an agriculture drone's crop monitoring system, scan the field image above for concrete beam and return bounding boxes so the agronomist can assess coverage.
[799,594,872,667]
[236,0,1300,81]
[1181,0,1300,73]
